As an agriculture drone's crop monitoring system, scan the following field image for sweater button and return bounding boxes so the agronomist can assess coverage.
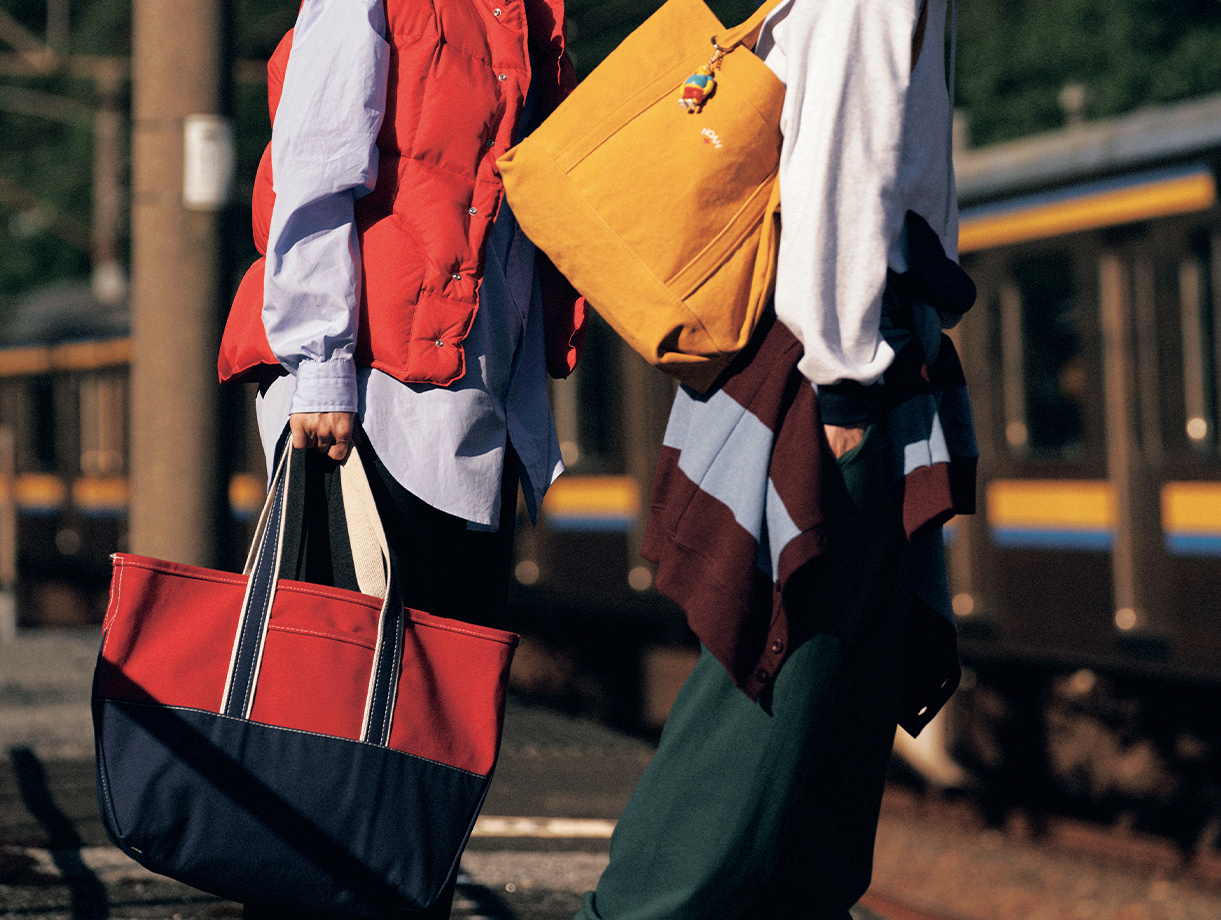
[770,639,784,654]
[754,667,770,683]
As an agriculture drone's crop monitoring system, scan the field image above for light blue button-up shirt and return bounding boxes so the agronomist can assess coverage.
[254,0,564,529]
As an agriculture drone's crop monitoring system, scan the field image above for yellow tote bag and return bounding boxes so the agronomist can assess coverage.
[499,0,785,393]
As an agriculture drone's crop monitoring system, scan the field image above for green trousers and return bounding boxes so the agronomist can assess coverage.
[577,424,912,920]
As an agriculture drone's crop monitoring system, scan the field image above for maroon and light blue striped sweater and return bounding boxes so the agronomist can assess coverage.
[642,307,976,737]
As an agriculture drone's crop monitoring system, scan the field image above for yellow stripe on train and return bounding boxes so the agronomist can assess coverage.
[541,475,641,532]
[985,479,1221,555]
[229,472,267,521]
[12,474,68,512]
[987,479,1115,530]
[73,477,129,515]
[1162,482,1221,555]
[2,473,277,522]
[960,168,1216,253]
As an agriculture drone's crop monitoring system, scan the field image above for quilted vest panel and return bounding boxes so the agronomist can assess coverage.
[218,0,576,386]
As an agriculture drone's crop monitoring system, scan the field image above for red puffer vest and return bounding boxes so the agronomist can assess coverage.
[218,0,585,386]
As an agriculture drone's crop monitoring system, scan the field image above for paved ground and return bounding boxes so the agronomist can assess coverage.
[5,629,1221,920]
[0,698,636,920]
[0,629,625,920]
[0,629,886,920]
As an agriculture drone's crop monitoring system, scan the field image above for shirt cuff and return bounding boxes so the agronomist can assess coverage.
[290,356,358,415]
[817,380,881,427]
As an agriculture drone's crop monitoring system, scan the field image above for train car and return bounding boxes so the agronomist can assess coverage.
[516,92,1221,836]
[0,281,267,627]
[939,92,1221,839]
[951,92,1221,679]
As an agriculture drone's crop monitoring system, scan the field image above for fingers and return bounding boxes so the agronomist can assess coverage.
[290,416,306,450]
[322,412,354,461]
[327,438,352,462]
[288,412,357,461]
[824,424,866,460]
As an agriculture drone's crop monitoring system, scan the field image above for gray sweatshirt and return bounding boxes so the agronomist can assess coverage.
[758,0,959,387]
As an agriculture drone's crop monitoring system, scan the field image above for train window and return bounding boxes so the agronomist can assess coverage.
[1179,231,1219,455]
[1004,253,1086,458]
[29,375,58,473]
[79,371,127,476]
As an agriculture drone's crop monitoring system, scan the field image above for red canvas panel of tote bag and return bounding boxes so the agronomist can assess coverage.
[93,444,517,916]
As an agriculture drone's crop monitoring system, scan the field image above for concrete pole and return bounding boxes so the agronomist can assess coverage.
[129,0,232,567]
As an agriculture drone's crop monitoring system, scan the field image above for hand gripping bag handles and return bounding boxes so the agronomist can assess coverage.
[498,0,786,393]
[92,444,518,916]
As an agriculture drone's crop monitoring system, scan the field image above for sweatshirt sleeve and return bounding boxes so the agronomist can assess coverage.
[262,0,389,414]
[767,0,922,387]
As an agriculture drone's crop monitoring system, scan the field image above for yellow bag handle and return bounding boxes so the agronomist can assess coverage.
[714,0,931,66]
[711,0,788,55]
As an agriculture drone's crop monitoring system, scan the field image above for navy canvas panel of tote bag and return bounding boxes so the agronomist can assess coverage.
[92,443,518,916]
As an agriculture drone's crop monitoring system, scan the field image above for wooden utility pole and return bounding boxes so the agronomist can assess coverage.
[129,0,232,566]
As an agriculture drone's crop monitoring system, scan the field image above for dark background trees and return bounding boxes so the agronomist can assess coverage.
[1,0,1220,309]
[957,0,1221,146]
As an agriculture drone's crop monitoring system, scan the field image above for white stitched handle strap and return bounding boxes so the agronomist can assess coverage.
[241,442,389,599]
[337,446,390,600]
[337,445,402,746]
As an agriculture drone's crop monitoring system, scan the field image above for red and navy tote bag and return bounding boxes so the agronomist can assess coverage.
[92,444,517,916]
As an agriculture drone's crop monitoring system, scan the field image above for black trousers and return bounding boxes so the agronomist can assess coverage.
[245,438,519,920]
[284,439,518,625]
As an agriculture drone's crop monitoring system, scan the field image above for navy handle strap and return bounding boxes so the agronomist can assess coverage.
[223,443,403,747]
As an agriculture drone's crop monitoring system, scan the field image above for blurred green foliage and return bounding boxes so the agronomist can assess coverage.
[1,0,1221,306]
[957,0,1221,146]
[0,0,128,299]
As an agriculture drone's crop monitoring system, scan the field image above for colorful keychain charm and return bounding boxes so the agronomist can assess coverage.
[679,65,716,113]
[678,38,731,114]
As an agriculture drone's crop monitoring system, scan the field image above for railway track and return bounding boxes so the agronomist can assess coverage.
[860,888,984,920]
[868,784,1221,920]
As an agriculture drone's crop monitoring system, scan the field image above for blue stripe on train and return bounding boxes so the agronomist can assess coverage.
[94,699,488,916]
[545,515,635,532]
[990,528,1113,551]
[1165,533,1221,557]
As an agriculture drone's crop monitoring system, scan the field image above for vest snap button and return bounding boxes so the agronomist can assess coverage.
[498,73,507,81]
[493,7,502,15]
[452,273,461,280]
[435,339,445,348]
[469,206,478,215]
